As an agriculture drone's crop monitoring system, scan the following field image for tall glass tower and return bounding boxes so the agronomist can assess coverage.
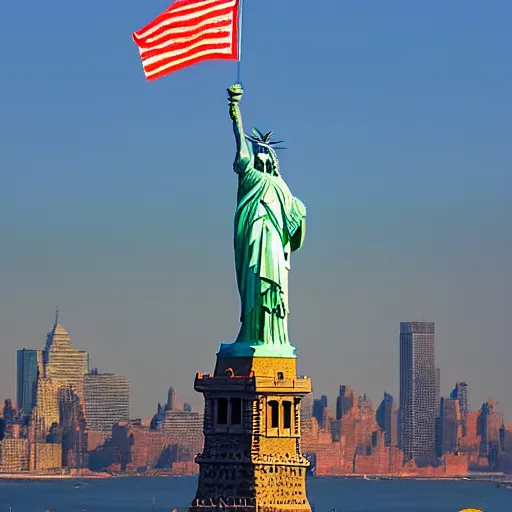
[399,321,436,464]
[16,349,43,415]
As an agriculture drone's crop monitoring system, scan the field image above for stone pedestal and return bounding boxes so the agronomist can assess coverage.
[190,354,312,512]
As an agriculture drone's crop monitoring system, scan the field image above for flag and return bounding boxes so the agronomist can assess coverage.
[133,0,239,81]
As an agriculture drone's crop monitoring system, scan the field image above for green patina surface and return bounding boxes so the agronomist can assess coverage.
[218,84,306,360]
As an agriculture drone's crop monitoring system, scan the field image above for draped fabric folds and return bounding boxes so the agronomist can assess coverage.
[233,156,306,347]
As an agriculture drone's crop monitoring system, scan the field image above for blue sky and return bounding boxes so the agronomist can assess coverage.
[0,0,510,419]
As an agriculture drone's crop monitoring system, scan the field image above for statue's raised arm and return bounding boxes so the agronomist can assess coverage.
[228,84,251,170]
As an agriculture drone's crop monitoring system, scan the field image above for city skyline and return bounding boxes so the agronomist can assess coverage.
[1,0,510,419]
[2,312,511,477]
[1,313,509,424]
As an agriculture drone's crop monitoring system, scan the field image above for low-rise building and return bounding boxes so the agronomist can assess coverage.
[0,438,29,472]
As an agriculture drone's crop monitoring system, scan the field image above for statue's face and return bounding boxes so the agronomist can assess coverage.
[254,149,278,176]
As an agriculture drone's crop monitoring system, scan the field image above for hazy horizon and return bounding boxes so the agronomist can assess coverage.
[1,0,510,420]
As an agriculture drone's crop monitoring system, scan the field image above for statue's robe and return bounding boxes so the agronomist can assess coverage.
[233,154,306,347]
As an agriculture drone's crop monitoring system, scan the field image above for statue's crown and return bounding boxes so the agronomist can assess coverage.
[245,128,286,152]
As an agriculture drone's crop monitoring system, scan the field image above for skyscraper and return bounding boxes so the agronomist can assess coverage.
[32,315,89,437]
[16,349,43,415]
[300,391,313,438]
[435,368,441,417]
[376,392,398,447]
[44,320,89,398]
[166,386,176,411]
[438,397,461,455]
[336,385,355,421]
[450,382,469,414]
[399,321,437,464]
[162,410,204,459]
[83,371,130,431]
[312,395,328,428]
[478,398,502,458]
[301,390,313,422]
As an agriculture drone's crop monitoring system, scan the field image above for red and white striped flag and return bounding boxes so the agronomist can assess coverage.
[133,0,240,81]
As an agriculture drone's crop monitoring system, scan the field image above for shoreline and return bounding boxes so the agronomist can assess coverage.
[316,473,512,483]
[0,473,113,480]
[1,472,511,484]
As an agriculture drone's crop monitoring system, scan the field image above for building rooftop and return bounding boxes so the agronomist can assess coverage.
[53,323,69,336]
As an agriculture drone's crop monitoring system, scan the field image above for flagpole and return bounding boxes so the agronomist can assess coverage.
[237,0,244,85]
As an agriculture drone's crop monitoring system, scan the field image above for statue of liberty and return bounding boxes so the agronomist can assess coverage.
[220,84,306,358]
